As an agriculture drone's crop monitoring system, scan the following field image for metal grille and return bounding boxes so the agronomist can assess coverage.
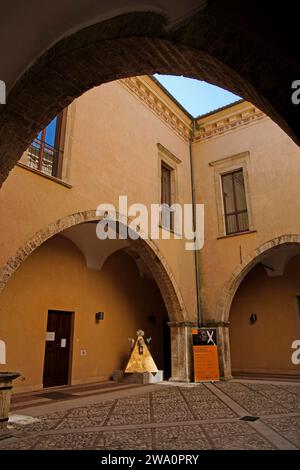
[27,138,61,177]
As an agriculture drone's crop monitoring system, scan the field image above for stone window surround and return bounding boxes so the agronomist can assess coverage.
[209,151,254,238]
[18,106,72,184]
[157,143,181,234]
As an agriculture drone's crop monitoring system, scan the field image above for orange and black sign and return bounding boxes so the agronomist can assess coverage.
[192,328,220,382]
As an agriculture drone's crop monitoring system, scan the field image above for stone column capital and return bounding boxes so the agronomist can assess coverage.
[167,320,230,329]
[0,372,20,382]
[202,321,230,328]
[167,321,197,329]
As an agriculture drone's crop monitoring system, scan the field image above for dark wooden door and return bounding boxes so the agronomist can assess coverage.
[43,310,72,388]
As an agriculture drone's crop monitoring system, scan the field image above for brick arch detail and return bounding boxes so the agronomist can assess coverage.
[216,234,300,323]
[0,209,188,324]
[0,10,299,187]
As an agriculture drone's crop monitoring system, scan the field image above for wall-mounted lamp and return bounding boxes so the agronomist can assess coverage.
[250,313,257,325]
[95,311,104,323]
[147,314,156,324]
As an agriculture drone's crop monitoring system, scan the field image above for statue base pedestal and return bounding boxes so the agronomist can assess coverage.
[113,370,163,384]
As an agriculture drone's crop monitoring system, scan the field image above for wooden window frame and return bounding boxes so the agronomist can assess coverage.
[161,161,174,231]
[221,168,249,235]
[157,144,181,233]
[209,151,254,238]
[27,109,67,179]
[161,162,172,206]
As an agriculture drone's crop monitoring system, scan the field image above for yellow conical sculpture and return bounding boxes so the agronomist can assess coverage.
[124,330,158,373]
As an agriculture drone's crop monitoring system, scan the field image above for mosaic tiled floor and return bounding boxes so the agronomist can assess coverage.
[1,381,300,450]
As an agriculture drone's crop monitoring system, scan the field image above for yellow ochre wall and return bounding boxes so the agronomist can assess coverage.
[230,255,300,377]
[1,77,300,382]
[193,105,300,322]
[0,235,168,392]
[0,77,196,322]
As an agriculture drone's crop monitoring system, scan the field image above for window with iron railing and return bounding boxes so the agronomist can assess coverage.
[161,162,174,231]
[221,169,249,235]
[27,112,65,179]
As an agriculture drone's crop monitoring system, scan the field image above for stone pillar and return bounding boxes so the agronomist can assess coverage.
[168,322,196,382]
[216,324,232,380]
[0,372,20,433]
[168,321,232,382]
[201,321,232,380]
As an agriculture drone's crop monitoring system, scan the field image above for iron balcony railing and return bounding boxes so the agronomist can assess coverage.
[27,138,62,177]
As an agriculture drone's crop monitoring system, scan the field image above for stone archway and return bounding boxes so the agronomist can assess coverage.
[216,234,300,378]
[0,6,299,187]
[0,209,192,381]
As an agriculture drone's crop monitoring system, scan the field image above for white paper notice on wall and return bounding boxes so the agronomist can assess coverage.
[61,338,66,348]
[46,332,55,341]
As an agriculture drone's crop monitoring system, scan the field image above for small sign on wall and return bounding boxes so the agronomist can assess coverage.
[192,328,220,382]
[46,332,55,341]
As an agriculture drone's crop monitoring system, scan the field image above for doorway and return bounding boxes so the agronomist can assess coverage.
[43,310,73,388]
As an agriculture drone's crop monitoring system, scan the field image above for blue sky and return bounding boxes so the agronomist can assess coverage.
[154,74,241,117]
[40,76,241,145]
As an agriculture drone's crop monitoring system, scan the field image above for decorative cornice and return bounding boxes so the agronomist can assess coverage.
[120,77,269,145]
[209,151,249,167]
[157,143,182,164]
[193,105,266,143]
[120,77,192,142]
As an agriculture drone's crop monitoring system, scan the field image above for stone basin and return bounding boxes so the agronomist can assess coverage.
[0,372,20,432]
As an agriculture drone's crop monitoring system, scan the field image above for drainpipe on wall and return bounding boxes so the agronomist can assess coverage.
[189,119,202,329]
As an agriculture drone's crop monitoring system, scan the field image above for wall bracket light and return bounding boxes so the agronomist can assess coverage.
[95,312,104,323]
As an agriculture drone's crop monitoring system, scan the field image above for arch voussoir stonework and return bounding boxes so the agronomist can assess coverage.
[0,9,299,187]
[216,234,300,324]
[212,234,300,379]
[0,210,188,325]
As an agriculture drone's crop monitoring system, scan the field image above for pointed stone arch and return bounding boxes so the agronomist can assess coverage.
[216,234,300,379]
[217,234,300,324]
[0,209,193,381]
[0,209,188,323]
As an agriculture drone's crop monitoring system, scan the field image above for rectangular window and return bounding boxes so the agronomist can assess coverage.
[161,162,174,230]
[27,111,65,178]
[221,169,249,235]
[161,163,171,206]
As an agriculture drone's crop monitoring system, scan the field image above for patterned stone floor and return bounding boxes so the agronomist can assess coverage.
[1,380,300,450]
